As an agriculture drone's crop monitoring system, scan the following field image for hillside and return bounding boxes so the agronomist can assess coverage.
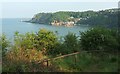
[77,8,119,28]
[29,8,119,28]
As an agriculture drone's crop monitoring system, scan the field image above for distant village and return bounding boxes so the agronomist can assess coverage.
[51,17,81,27]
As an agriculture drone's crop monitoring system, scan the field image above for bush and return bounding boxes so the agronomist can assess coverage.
[14,31,36,49]
[34,29,59,55]
[3,29,60,72]
[0,34,10,56]
[2,48,45,72]
[64,33,79,52]
[80,27,119,51]
[57,33,79,55]
[14,29,59,56]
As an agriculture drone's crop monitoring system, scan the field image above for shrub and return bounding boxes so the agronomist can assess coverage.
[14,31,36,50]
[57,33,79,55]
[2,48,45,72]
[45,32,79,56]
[64,33,79,53]
[34,28,59,55]
[0,34,10,56]
[80,27,119,51]
[14,29,59,56]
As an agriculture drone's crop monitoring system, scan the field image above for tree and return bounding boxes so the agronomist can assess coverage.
[34,29,59,55]
[80,27,119,51]
[59,33,79,54]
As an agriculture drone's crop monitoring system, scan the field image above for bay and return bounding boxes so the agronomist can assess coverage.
[1,18,89,41]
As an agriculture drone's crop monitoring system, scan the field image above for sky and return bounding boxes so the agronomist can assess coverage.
[1,1,119,18]
[0,0,119,2]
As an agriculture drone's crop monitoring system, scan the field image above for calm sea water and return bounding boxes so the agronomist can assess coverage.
[1,18,89,41]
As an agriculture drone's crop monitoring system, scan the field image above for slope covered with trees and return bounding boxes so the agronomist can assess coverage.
[29,11,97,24]
[29,8,119,28]
[77,8,119,28]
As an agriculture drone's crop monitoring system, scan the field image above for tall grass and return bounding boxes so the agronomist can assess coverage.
[52,51,118,72]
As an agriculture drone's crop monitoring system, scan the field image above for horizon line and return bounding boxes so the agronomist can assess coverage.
[1,7,118,18]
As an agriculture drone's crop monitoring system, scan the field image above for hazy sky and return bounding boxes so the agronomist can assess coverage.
[1,2,118,18]
[0,0,119,2]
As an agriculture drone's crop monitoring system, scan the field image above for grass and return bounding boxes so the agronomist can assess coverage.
[51,51,119,72]
[2,50,119,72]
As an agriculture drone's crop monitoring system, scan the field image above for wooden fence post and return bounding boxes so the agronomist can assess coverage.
[74,54,77,65]
[39,52,80,67]
[46,60,49,67]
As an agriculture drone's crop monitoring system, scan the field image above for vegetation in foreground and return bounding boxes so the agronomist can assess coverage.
[1,27,119,72]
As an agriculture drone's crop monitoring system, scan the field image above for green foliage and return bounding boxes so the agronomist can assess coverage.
[2,27,119,72]
[63,33,79,53]
[14,29,59,55]
[34,29,59,55]
[80,27,119,51]
[30,8,119,28]
[14,31,36,49]
[51,12,70,22]
[31,13,52,24]
[77,8,119,28]
[30,10,98,24]
[52,51,118,72]
[55,33,79,55]
[31,12,70,24]
[0,34,10,56]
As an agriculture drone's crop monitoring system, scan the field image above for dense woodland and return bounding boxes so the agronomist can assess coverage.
[1,27,120,72]
[29,8,119,28]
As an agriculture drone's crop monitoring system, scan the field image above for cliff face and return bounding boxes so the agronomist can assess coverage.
[29,8,119,28]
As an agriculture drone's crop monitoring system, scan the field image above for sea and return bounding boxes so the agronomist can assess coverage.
[1,18,90,42]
